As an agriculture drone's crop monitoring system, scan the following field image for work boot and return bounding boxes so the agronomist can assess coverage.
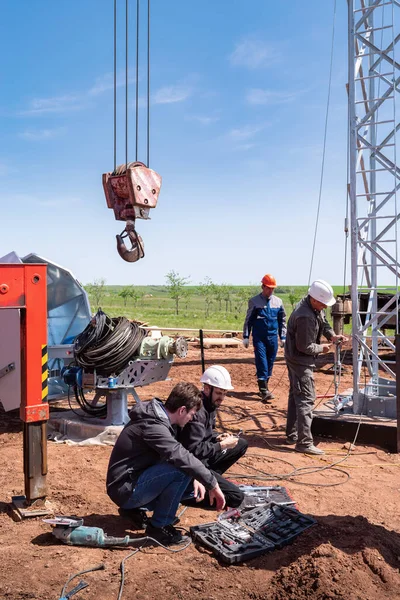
[295,444,325,456]
[118,507,148,529]
[285,436,298,445]
[145,522,189,546]
[258,379,274,403]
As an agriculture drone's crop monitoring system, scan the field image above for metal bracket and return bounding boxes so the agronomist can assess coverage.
[9,495,52,521]
[0,362,15,380]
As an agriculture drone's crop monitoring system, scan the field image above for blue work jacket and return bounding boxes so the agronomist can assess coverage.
[243,293,287,343]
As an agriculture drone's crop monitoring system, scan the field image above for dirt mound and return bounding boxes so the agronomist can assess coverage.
[268,516,400,600]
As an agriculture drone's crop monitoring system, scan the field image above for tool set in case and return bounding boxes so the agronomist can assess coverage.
[190,503,316,564]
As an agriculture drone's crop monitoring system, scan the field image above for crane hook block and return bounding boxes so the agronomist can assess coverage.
[116,221,145,263]
[103,161,162,223]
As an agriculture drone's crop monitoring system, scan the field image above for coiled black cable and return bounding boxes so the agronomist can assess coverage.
[74,309,145,377]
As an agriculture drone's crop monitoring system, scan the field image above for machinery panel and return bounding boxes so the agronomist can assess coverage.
[0,308,21,412]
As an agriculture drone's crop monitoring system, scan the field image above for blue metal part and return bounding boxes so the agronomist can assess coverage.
[62,367,82,387]
[107,376,117,389]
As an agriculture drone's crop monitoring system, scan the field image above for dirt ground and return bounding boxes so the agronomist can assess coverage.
[1,345,400,600]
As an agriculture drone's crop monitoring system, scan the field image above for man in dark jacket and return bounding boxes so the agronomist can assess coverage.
[178,365,248,508]
[106,382,225,546]
[243,273,286,402]
[285,280,347,455]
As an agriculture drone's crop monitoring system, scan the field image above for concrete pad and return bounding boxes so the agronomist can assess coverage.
[48,410,122,445]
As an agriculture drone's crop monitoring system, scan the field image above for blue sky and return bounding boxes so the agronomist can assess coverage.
[0,0,350,287]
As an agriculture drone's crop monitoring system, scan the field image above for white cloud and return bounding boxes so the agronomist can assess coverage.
[246,88,299,106]
[227,123,269,141]
[88,71,137,96]
[229,38,281,69]
[21,94,85,115]
[19,70,132,116]
[19,127,66,141]
[152,84,193,105]
[233,143,257,151]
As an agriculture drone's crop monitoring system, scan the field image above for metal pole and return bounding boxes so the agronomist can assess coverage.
[368,0,378,391]
[199,329,205,374]
[348,0,361,411]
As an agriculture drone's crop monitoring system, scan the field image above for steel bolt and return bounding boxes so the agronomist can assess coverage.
[32,274,41,284]
[0,284,9,294]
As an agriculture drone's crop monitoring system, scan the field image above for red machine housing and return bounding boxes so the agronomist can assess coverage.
[0,264,48,510]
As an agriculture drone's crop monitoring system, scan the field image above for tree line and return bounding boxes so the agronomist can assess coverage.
[85,272,302,317]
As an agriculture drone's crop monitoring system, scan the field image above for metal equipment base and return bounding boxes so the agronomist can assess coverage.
[9,495,52,521]
[312,405,397,452]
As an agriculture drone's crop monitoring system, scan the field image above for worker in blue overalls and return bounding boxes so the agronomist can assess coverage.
[242,274,287,402]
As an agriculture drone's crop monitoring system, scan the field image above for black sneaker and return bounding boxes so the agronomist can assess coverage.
[145,522,189,546]
[118,507,148,529]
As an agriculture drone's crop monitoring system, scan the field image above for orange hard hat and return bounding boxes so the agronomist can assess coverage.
[261,274,277,288]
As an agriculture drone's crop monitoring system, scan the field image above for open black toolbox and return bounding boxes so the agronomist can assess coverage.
[190,503,316,564]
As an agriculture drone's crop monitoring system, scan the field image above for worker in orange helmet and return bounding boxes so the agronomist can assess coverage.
[242,274,286,402]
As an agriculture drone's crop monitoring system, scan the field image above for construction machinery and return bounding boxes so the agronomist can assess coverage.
[62,309,188,426]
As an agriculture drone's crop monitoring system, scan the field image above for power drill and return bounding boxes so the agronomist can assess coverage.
[44,517,136,547]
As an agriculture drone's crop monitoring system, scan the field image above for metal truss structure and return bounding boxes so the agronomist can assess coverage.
[348,0,400,416]
[348,0,400,415]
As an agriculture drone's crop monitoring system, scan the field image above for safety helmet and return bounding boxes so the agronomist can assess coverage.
[200,365,234,391]
[308,279,336,307]
[261,274,277,288]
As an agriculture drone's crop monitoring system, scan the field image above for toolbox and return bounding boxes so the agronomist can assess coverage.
[190,503,316,564]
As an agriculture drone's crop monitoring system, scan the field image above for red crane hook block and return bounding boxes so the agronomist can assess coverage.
[103,161,162,222]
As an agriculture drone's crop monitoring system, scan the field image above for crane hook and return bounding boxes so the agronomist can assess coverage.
[116,221,145,263]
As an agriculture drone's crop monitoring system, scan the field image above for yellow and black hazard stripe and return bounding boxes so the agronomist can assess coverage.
[42,344,48,402]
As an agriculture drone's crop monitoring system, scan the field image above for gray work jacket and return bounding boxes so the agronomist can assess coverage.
[284,296,334,368]
[106,398,217,507]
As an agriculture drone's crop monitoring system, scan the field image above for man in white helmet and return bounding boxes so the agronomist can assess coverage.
[178,365,248,508]
[284,280,348,455]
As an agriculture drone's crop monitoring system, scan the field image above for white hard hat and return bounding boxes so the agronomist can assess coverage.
[200,365,234,390]
[308,279,336,307]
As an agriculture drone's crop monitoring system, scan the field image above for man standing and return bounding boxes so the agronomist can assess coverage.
[179,365,248,508]
[285,279,348,455]
[106,382,225,546]
[243,274,287,402]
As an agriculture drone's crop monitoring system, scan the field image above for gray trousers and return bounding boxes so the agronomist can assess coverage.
[285,362,316,447]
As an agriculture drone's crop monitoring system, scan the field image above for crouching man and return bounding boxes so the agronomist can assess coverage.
[106,382,225,546]
[179,365,248,508]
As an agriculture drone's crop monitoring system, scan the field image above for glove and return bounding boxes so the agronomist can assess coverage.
[243,338,249,349]
[280,338,286,349]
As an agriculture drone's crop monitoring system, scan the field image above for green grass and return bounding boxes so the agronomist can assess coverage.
[86,284,351,332]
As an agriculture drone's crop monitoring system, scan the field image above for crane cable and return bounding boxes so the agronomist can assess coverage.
[308,0,337,286]
[113,0,151,171]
